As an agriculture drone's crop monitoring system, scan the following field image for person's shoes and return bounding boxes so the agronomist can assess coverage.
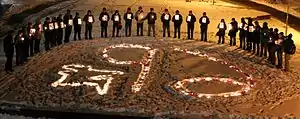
[276,65,283,69]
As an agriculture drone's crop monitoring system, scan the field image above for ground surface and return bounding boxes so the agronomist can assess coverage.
[1,0,300,118]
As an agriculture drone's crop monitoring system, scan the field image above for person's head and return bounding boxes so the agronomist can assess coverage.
[115,10,119,14]
[52,17,56,21]
[254,21,259,26]
[263,22,268,29]
[203,12,206,16]
[58,14,62,18]
[46,17,50,22]
[164,9,168,13]
[28,22,33,27]
[241,17,245,23]
[127,7,131,12]
[8,30,13,36]
[189,10,192,15]
[76,12,79,16]
[87,10,91,15]
[221,19,225,22]
[67,9,70,14]
[274,28,279,33]
[18,30,23,35]
[103,7,107,12]
[138,6,142,10]
[248,18,252,24]
[270,28,274,32]
[288,33,293,39]
[150,8,154,12]
[279,32,284,37]
[176,10,179,14]
[231,18,235,22]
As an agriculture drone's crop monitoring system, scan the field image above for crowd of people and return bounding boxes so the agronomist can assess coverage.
[2,6,297,73]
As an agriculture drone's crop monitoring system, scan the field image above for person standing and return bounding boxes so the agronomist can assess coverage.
[57,14,64,45]
[260,22,269,57]
[111,10,122,37]
[239,18,247,50]
[229,18,238,46]
[124,7,134,37]
[269,28,279,65]
[186,10,196,40]
[275,32,284,69]
[253,21,261,55]
[135,6,145,36]
[52,17,59,47]
[282,33,295,72]
[83,10,95,40]
[22,26,29,60]
[161,9,171,37]
[217,19,227,44]
[199,12,210,42]
[246,18,255,52]
[146,8,157,37]
[43,17,51,51]
[27,22,35,56]
[15,30,25,66]
[73,12,82,41]
[34,21,42,54]
[172,10,183,39]
[99,7,110,38]
[3,31,14,72]
[63,9,73,43]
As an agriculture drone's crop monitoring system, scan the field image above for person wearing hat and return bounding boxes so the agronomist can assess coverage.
[83,10,95,40]
[253,21,261,55]
[135,6,145,36]
[146,8,157,37]
[217,19,227,44]
[56,14,64,45]
[229,18,238,46]
[186,10,196,40]
[63,9,73,43]
[43,17,51,51]
[172,10,183,39]
[199,12,210,42]
[112,10,122,37]
[239,18,247,50]
[124,7,134,37]
[283,33,295,71]
[73,12,82,41]
[3,30,14,72]
[161,9,171,37]
[99,7,110,38]
[14,30,25,66]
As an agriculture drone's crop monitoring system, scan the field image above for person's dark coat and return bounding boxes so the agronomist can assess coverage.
[172,14,183,26]
[217,22,227,36]
[199,16,210,29]
[186,14,196,25]
[247,23,255,42]
[229,21,238,37]
[99,12,110,27]
[146,12,157,24]
[161,13,171,26]
[4,34,14,56]
[254,25,261,43]
[111,13,121,24]
[83,14,95,25]
[239,23,247,37]
[283,37,294,53]
[124,12,134,23]
[63,14,73,26]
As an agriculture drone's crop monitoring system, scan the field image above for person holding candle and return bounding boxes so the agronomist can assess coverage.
[34,20,42,54]
[229,18,238,46]
[161,9,171,37]
[135,6,145,36]
[51,17,58,47]
[269,28,279,65]
[146,8,157,37]
[199,12,210,42]
[111,10,122,37]
[172,10,182,39]
[260,22,269,57]
[124,7,134,37]
[283,33,295,72]
[275,32,284,69]
[217,19,227,44]
[3,30,14,73]
[83,10,95,40]
[63,9,73,43]
[27,22,35,56]
[239,18,247,50]
[99,7,110,38]
[73,12,82,41]
[186,10,196,40]
[15,30,25,66]
[56,14,64,45]
[246,18,254,52]
[253,21,261,55]
[43,17,51,51]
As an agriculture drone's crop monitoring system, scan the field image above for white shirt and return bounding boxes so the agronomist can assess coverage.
[187,16,191,22]
[102,15,108,21]
[88,16,93,23]
[175,15,179,20]
[78,18,82,25]
[202,17,207,23]
[164,14,170,20]
[114,15,119,21]
[127,14,132,20]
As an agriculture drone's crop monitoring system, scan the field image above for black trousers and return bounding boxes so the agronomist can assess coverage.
[174,25,181,39]
[29,39,34,56]
[51,31,57,48]
[253,42,260,54]
[163,24,170,37]
[268,43,276,65]
[229,36,236,46]
[218,35,225,44]
[112,23,120,37]
[64,26,72,43]
[15,45,24,66]
[5,53,13,71]
[201,27,208,41]
[44,33,51,51]
[239,36,246,50]
[260,42,268,57]
[125,22,132,37]
[74,26,81,40]
[187,24,194,40]
[85,24,93,39]
[148,24,155,37]
[34,39,40,54]
[101,25,108,38]
[247,40,252,52]
[137,23,144,36]
[57,30,63,45]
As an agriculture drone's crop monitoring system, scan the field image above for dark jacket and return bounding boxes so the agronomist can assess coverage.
[260,28,270,43]
[199,16,210,28]
[63,14,73,27]
[239,22,247,37]
[56,17,64,30]
[229,21,238,37]
[161,13,171,25]
[283,38,294,53]
[3,34,14,55]
[43,21,51,34]
[99,12,110,26]
[247,23,255,42]
[83,14,95,25]
[124,12,134,23]
[254,25,261,43]
[146,12,157,24]
[186,14,196,25]
[217,22,227,36]
[111,13,121,24]
[73,15,82,27]
[172,14,183,26]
